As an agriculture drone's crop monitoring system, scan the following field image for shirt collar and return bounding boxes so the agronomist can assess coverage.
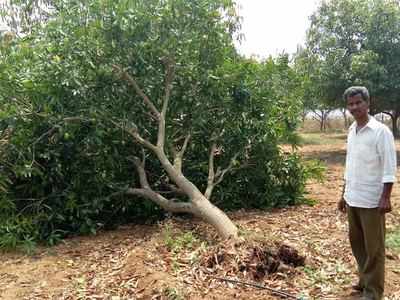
[365,115,380,130]
[349,115,379,132]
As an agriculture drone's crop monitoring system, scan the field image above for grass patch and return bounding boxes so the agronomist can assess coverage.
[298,133,347,146]
[163,287,185,300]
[386,228,400,253]
[162,224,205,273]
[163,225,200,254]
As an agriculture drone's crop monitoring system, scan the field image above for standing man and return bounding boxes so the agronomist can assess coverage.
[338,86,397,300]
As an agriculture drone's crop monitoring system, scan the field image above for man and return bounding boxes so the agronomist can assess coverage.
[338,86,397,300]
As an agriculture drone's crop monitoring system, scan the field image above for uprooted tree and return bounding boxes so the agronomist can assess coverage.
[110,60,239,238]
[0,0,311,247]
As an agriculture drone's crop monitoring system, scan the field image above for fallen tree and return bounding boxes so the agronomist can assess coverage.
[0,0,312,247]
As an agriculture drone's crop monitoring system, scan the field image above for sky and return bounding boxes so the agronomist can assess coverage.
[0,1,321,59]
[235,0,320,59]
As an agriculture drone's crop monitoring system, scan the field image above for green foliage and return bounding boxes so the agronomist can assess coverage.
[264,154,325,207]
[163,225,203,273]
[0,0,311,248]
[0,217,38,254]
[216,149,325,210]
[299,133,347,146]
[163,287,185,300]
[164,225,199,254]
[386,227,400,253]
[298,0,400,135]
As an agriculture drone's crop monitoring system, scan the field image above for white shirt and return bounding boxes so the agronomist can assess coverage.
[344,116,397,208]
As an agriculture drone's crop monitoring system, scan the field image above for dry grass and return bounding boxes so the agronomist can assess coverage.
[298,132,347,146]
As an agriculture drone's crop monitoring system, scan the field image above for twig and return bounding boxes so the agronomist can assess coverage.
[30,116,94,146]
[31,126,59,146]
[209,276,299,299]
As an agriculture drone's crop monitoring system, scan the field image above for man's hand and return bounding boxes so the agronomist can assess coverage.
[338,198,346,213]
[378,196,392,214]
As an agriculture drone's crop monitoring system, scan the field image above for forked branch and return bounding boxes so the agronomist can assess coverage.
[205,143,239,199]
[173,133,191,173]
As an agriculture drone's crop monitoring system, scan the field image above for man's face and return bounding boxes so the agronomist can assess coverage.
[347,94,369,119]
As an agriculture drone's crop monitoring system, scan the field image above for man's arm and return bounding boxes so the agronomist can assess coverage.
[377,127,397,214]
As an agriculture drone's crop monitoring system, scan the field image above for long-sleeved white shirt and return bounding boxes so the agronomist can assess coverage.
[344,116,397,208]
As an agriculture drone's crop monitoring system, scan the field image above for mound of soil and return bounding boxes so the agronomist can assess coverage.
[200,241,305,281]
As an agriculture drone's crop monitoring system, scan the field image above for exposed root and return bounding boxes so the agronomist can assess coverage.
[200,241,305,281]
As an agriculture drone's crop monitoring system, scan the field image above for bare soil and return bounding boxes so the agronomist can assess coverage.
[1,140,399,300]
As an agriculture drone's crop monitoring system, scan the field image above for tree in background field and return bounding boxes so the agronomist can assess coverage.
[299,0,400,136]
[294,47,337,132]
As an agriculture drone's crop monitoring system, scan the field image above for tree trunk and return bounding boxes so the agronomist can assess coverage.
[342,108,348,129]
[321,110,328,132]
[192,196,238,239]
[392,113,399,138]
[156,149,238,239]
[301,108,307,123]
[384,111,399,138]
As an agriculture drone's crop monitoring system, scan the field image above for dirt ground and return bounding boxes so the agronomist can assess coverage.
[1,136,399,300]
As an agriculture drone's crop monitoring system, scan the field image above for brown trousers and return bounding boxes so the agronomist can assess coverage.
[347,206,386,300]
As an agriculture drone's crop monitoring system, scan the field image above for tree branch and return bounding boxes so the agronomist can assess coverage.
[214,152,240,186]
[0,126,11,141]
[125,188,193,213]
[31,125,59,146]
[63,116,94,123]
[173,133,191,173]
[161,56,175,118]
[132,155,150,189]
[180,133,191,157]
[112,64,161,120]
[29,116,95,147]
[109,187,193,214]
[110,150,193,214]
[205,143,218,199]
[383,111,394,118]
[205,146,240,200]
[110,119,158,152]
[311,109,322,119]
[157,57,175,149]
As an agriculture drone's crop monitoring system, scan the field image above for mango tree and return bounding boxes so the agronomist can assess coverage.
[2,0,247,239]
[1,0,307,244]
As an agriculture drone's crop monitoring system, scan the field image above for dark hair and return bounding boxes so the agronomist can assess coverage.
[343,86,370,103]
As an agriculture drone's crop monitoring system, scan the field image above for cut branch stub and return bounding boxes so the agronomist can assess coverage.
[173,133,191,173]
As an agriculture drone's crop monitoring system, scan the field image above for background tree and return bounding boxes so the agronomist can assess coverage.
[299,0,400,136]
[294,48,337,132]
